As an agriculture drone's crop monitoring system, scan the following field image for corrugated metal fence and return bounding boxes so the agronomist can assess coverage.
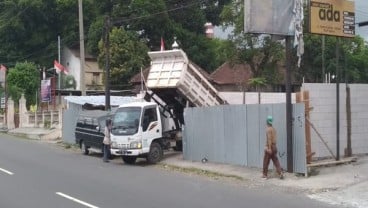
[62,103,82,144]
[183,103,307,174]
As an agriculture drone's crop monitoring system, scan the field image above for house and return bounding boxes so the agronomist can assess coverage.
[62,46,104,92]
[210,62,253,92]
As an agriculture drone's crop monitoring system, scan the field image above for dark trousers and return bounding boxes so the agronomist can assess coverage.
[103,144,111,161]
[263,144,282,176]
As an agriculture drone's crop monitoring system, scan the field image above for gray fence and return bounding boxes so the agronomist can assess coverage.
[183,103,307,174]
[62,104,82,144]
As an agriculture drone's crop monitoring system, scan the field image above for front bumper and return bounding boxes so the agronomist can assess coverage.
[110,148,143,156]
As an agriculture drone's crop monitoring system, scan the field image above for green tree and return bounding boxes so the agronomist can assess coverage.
[91,0,231,82]
[201,0,232,26]
[98,27,149,89]
[300,34,368,83]
[165,0,206,34]
[6,62,40,107]
[248,77,267,104]
[220,1,284,85]
[0,0,98,67]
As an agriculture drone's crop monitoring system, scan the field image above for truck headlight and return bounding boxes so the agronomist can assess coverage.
[111,141,118,148]
[130,141,142,149]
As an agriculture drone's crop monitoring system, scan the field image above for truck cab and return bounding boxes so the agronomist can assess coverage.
[110,102,175,164]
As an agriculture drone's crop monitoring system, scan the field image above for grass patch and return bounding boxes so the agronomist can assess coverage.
[57,141,79,150]
[159,164,245,181]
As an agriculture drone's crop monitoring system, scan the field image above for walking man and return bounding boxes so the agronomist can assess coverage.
[262,116,283,179]
[103,119,112,162]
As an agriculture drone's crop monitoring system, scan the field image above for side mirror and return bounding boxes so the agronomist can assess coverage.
[135,119,139,127]
[96,126,100,132]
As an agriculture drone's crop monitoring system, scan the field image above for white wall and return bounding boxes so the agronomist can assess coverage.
[302,83,368,158]
[220,92,296,104]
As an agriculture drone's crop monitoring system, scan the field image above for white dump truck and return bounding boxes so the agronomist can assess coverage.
[110,49,226,164]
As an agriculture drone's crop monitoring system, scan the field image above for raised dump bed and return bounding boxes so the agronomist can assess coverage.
[146,49,226,107]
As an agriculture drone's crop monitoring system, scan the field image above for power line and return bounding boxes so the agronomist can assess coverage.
[113,0,206,24]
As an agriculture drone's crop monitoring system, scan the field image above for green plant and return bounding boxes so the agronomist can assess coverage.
[44,120,51,129]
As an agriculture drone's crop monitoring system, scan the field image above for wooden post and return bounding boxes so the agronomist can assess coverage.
[297,91,313,163]
[303,91,313,163]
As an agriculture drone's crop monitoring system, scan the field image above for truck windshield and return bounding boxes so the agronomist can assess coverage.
[112,107,141,135]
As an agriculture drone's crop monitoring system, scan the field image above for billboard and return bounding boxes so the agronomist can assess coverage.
[41,79,51,102]
[309,0,355,37]
[244,0,295,36]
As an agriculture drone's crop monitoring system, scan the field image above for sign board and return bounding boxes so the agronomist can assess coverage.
[244,0,295,36]
[309,0,355,37]
[41,79,51,102]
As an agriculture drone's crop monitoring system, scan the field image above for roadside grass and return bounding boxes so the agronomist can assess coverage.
[56,140,79,150]
[158,164,246,182]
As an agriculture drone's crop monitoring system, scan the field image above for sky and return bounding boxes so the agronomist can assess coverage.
[355,0,368,41]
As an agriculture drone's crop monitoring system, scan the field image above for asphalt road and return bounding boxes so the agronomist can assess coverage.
[0,133,341,208]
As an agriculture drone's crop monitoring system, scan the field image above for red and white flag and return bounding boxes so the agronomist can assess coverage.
[0,64,6,83]
[54,60,68,75]
[160,37,165,51]
[0,64,7,71]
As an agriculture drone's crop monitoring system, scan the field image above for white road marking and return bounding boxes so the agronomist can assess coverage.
[56,192,99,208]
[0,167,14,175]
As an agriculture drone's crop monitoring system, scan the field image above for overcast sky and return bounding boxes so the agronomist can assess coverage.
[356,0,368,40]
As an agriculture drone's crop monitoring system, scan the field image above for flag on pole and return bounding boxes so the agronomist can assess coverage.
[54,60,69,75]
[0,64,6,84]
[160,37,165,51]
[0,64,6,71]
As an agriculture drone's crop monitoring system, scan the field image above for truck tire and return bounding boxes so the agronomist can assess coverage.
[122,156,137,164]
[147,142,163,164]
[81,141,89,155]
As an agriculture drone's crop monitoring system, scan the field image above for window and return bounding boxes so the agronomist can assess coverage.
[112,107,141,136]
[92,72,99,85]
[142,107,157,131]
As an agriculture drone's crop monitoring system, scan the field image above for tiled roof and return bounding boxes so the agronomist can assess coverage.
[210,62,253,85]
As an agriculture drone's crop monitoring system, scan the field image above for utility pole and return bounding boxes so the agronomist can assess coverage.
[104,16,111,111]
[285,36,293,173]
[58,36,61,103]
[336,37,340,161]
[78,0,86,96]
[322,35,325,83]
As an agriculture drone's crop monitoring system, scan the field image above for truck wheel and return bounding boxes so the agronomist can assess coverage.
[122,156,137,164]
[81,141,89,155]
[147,142,163,164]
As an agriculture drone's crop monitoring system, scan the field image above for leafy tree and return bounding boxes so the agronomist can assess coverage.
[86,16,105,56]
[98,27,149,89]
[6,62,40,107]
[90,0,231,76]
[201,0,232,26]
[0,0,99,67]
[165,0,206,34]
[62,75,77,90]
[300,34,368,83]
[248,77,267,103]
[220,1,284,85]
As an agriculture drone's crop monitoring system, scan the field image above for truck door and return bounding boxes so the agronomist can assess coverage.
[141,107,161,147]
